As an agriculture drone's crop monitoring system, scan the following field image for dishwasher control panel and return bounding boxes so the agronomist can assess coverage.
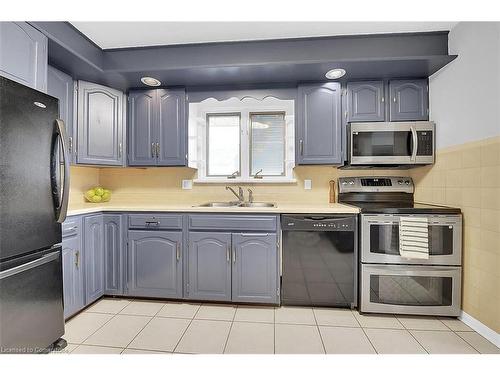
[281,215,356,231]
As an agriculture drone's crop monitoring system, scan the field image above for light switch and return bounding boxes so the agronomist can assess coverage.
[182,180,193,190]
[304,179,312,190]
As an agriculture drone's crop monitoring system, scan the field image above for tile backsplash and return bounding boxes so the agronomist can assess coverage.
[411,136,500,333]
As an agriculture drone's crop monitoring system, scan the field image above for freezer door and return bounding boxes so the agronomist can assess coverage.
[0,247,64,353]
[0,77,69,261]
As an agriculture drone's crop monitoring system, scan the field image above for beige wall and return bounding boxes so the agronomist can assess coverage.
[68,166,100,206]
[411,136,500,332]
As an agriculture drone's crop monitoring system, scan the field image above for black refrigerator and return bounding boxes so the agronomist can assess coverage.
[0,76,69,353]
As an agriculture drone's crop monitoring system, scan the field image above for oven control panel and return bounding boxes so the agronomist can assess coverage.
[338,177,413,194]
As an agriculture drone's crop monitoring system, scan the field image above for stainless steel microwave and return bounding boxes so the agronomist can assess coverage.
[348,122,435,167]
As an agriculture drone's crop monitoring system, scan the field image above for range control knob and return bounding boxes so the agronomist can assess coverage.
[405,181,410,185]
[398,180,403,185]
[348,181,354,185]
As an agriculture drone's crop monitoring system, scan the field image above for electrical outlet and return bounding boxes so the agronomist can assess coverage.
[182,180,193,190]
[304,179,312,190]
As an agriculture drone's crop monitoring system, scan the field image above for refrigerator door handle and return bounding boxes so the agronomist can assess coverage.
[52,119,70,223]
[0,251,60,280]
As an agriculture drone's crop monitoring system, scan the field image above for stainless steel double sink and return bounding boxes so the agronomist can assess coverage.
[196,202,276,208]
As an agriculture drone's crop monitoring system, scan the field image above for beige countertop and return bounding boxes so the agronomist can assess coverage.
[67,202,359,216]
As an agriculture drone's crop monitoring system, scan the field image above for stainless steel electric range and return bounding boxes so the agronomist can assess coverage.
[338,176,462,316]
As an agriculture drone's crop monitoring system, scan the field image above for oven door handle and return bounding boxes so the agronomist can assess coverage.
[411,126,418,162]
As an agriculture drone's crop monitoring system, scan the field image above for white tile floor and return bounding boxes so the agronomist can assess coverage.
[53,298,500,354]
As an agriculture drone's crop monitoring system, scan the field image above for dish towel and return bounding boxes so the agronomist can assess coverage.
[399,216,429,260]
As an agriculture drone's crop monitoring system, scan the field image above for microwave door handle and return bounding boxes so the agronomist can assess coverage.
[411,126,418,162]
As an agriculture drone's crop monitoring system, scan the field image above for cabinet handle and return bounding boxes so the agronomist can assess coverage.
[118,142,123,157]
[176,243,180,261]
[68,136,73,153]
[151,143,156,158]
[156,143,160,158]
[145,221,160,226]
[393,97,397,103]
[75,250,80,269]
[226,244,230,262]
[232,247,236,263]
[299,139,304,156]
[381,96,385,103]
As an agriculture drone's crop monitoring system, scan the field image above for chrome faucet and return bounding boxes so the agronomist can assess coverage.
[226,186,244,203]
[247,188,254,203]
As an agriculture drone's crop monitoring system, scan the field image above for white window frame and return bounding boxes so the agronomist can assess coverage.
[189,96,295,183]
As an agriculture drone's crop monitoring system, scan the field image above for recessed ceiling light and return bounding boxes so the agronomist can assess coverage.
[141,76,161,87]
[325,68,346,80]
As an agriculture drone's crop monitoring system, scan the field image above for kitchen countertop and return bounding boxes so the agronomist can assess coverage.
[67,202,359,216]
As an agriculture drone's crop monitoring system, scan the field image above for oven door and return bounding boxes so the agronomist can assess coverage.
[360,264,461,316]
[361,214,462,265]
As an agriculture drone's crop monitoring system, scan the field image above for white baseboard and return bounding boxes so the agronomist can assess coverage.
[459,311,500,348]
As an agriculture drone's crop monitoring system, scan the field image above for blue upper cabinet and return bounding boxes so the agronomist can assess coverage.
[347,81,385,122]
[389,79,429,121]
[297,82,342,165]
[47,66,76,163]
[0,22,47,92]
[77,80,126,166]
[128,88,186,166]
[157,89,186,166]
[128,90,157,166]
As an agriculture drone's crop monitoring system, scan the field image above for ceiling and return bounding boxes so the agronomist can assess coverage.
[71,21,457,50]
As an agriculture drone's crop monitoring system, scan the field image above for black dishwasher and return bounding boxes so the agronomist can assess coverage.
[281,215,358,308]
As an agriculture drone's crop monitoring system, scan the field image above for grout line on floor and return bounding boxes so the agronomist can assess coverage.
[311,306,327,354]
[122,315,156,350]
[360,327,378,354]
[406,328,430,354]
[170,305,202,353]
[450,330,481,353]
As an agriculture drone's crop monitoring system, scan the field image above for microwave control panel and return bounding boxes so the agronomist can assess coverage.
[416,131,433,156]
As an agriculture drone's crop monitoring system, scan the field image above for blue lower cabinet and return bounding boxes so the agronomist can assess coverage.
[127,230,183,298]
[62,234,84,319]
[103,214,124,295]
[231,233,279,304]
[187,232,232,301]
[84,214,105,304]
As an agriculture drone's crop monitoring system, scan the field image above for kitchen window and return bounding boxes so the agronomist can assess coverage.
[189,96,295,183]
[207,113,241,177]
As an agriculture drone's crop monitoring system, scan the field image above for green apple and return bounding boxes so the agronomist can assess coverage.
[91,195,102,203]
[94,187,104,196]
[85,189,96,198]
[102,192,111,202]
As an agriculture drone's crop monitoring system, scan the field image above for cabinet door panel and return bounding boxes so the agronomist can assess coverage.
[128,231,183,298]
[297,83,342,164]
[84,215,104,304]
[0,22,47,92]
[157,88,186,166]
[188,232,231,301]
[62,236,84,319]
[103,214,124,295]
[77,81,124,165]
[347,81,385,122]
[47,66,75,163]
[389,79,428,121]
[128,90,157,166]
[232,233,278,304]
